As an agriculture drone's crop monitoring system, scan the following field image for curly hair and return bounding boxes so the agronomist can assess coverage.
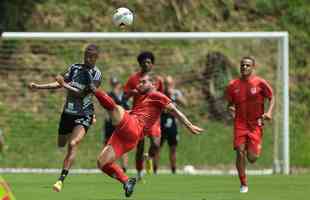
[137,51,155,65]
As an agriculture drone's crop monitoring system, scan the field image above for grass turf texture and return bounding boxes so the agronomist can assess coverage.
[3,173,309,200]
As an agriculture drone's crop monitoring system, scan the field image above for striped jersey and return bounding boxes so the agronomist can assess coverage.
[62,63,102,116]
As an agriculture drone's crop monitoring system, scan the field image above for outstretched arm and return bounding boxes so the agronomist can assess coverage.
[28,81,61,90]
[165,103,203,135]
[55,75,81,94]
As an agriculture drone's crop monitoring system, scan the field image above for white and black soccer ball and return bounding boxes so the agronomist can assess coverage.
[112,7,134,27]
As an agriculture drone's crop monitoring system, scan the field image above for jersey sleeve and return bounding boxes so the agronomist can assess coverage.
[93,69,102,82]
[260,79,273,100]
[62,64,74,82]
[92,69,102,88]
[153,92,172,109]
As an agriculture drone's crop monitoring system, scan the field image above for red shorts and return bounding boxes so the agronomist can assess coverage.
[143,119,161,138]
[234,125,263,156]
[108,111,143,159]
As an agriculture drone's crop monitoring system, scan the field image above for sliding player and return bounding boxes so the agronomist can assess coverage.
[123,51,164,179]
[56,73,203,197]
[103,76,129,172]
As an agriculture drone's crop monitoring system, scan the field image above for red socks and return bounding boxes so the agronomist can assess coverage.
[136,159,144,172]
[239,174,247,186]
[94,90,117,111]
[101,163,128,184]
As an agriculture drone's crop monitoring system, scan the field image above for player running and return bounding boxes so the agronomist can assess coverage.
[56,73,203,197]
[29,44,102,192]
[157,75,187,174]
[225,56,274,193]
[123,51,164,179]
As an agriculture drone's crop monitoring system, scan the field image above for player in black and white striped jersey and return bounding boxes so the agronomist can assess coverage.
[29,44,102,192]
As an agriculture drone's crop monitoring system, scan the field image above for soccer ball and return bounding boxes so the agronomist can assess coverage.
[112,7,134,27]
[183,165,196,175]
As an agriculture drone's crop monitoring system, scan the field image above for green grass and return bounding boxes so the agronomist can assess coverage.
[2,173,310,200]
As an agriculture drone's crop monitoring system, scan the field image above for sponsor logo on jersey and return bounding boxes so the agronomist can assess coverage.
[250,87,257,94]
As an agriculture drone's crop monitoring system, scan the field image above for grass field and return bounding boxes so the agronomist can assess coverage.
[2,173,309,200]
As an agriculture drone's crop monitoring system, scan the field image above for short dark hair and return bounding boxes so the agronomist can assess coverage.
[85,44,99,53]
[241,56,255,65]
[137,51,155,65]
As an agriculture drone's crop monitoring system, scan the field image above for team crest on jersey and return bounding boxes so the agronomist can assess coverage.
[250,87,257,94]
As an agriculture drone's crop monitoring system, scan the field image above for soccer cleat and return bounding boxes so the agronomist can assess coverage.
[240,185,248,193]
[53,180,63,192]
[123,177,137,197]
[145,158,153,174]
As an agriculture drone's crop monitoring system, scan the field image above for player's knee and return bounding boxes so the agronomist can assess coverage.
[247,154,259,163]
[151,143,160,152]
[236,149,246,158]
[69,140,80,148]
[155,142,161,149]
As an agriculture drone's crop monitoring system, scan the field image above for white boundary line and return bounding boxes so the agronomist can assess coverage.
[0,168,273,175]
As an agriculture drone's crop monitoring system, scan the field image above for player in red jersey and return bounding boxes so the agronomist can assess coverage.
[57,74,203,197]
[225,56,275,193]
[123,51,164,179]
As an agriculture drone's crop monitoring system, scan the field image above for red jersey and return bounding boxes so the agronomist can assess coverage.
[226,75,273,127]
[123,72,164,108]
[130,91,171,136]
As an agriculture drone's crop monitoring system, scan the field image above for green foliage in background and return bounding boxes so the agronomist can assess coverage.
[0,0,309,168]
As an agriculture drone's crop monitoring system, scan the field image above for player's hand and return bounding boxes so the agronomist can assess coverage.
[228,106,235,119]
[55,75,65,87]
[189,125,204,135]
[262,112,272,121]
[28,82,39,90]
[92,115,97,124]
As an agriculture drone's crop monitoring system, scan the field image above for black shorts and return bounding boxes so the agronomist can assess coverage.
[103,120,115,143]
[160,114,178,146]
[160,126,178,146]
[58,112,93,135]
